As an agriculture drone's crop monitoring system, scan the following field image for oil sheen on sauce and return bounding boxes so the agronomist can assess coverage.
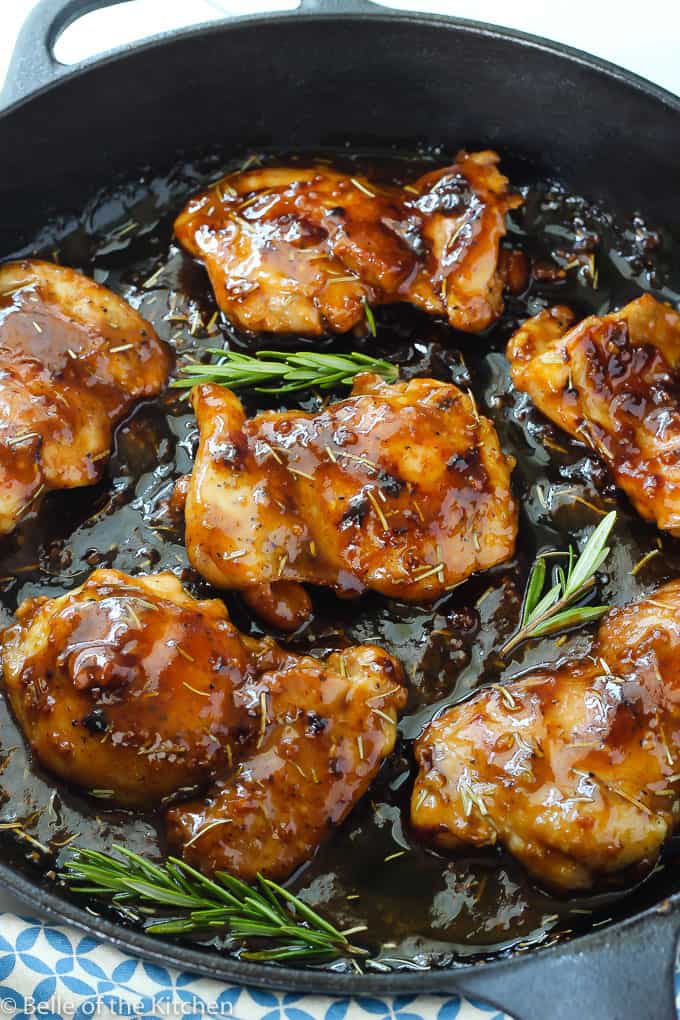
[1,149,680,972]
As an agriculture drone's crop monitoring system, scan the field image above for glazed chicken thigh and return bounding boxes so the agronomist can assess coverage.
[2,570,254,807]
[174,151,522,336]
[179,375,517,629]
[0,260,170,536]
[167,642,405,881]
[507,295,680,534]
[411,580,680,891]
[2,569,406,878]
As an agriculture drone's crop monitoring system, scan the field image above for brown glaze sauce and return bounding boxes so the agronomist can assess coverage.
[1,148,680,972]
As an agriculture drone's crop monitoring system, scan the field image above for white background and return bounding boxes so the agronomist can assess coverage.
[1,0,680,97]
[0,0,678,911]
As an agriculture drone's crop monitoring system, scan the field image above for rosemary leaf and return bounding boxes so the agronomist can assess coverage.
[260,876,345,939]
[562,510,616,597]
[255,874,290,919]
[214,869,271,908]
[167,857,245,909]
[528,604,610,639]
[243,945,337,962]
[521,556,546,625]
[61,846,366,964]
[171,349,397,394]
[501,511,617,657]
[116,879,206,909]
[146,917,202,935]
[109,845,178,886]
[525,580,562,626]
[363,299,377,337]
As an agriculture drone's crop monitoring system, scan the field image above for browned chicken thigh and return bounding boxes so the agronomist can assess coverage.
[411,580,680,891]
[2,569,406,878]
[167,642,405,881]
[174,151,522,336]
[507,295,680,534]
[2,570,254,807]
[0,260,171,536]
[179,375,517,629]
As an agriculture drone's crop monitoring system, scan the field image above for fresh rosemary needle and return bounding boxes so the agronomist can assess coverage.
[363,298,377,338]
[62,845,368,963]
[500,510,616,657]
[171,349,397,394]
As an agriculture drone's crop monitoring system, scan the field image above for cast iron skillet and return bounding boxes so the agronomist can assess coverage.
[1,2,680,1017]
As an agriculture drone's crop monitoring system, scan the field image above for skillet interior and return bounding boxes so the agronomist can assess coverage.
[1,7,680,1010]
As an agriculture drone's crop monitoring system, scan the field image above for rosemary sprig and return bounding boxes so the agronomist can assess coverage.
[171,349,397,393]
[500,510,616,657]
[62,845,367,963]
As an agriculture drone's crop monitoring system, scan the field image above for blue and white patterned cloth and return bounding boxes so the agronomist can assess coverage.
[0,915,507,1020]
[4,916,680,1020]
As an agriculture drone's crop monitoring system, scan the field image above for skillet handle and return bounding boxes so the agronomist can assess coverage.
[1,0,131,109]
[451,905,680,1020]
[1,0,388,110]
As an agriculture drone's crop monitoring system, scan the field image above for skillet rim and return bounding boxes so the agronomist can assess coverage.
[1,3,680,996]
[2,4,680,118]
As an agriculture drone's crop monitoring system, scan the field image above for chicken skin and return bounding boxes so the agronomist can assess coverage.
[507,295,680,534]
[2,569,406,878]
[180,375,517,629]
[174,151,522,336]
[411,580,680,891]
[0,259,170,536]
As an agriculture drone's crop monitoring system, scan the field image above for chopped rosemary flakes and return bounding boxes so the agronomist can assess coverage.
[366,488,389,530]
[182,681,209,698]
[370,707,395,726]
[631,548,661,576]
[256,691,269,749]
[7,432,39,448]
[184,817,232,848]
[288,467,315,481]
[349,177,376,198]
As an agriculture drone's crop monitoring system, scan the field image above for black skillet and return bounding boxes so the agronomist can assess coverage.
[1,2,680,1017]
